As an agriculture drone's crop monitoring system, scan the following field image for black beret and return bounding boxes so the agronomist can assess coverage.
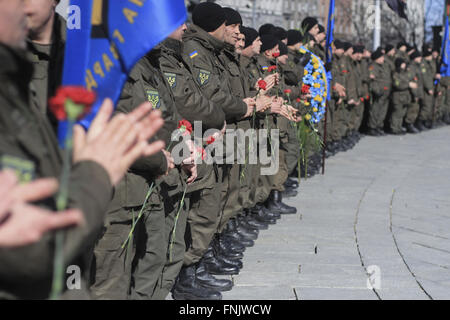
[422,43,433,57]
[260,34,278,53]
[334,39,345,49]
[353,45,364,54]
[385,44,394,53]
[371,47,384,60]
[273,27,288,41]
[397,41,407,49]
[278,41,288,56]
[287,29,303,46]
[259,23,275,36]
[301,17,319,34]
[343,42,353,52]
[223,7,242,26]
[410,50,421,60]
[241,26,259,48]
[193,3,226,33]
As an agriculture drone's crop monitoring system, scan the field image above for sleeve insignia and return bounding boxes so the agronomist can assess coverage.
[0,155,35,183]
[146,90,161,109]
[189,51,198,59]
[164,73,177,89]
[197,69,211,86]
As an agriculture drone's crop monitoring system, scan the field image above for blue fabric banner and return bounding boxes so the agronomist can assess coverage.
[441,15,450,77]
[59,0,187,143]
[325,0,335,101]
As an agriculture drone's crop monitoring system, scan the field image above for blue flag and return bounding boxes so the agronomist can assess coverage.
[325,0,335,101]
[441,15,450,77]
[59,0,187,142]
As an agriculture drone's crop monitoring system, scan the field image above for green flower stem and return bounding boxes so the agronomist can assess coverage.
[121,182,155,249]
[169,184,187,263]
[50,117,75,300]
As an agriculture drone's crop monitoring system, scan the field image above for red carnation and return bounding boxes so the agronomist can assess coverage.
[268,66,277,73]
[178,119,193,136]
[301,84,311,94]
[272,52,280,58]
[258,80,268,91]
[284,89,292,95]
[49,86,96,121]
[206,136,215,145]
[296,98,302,103]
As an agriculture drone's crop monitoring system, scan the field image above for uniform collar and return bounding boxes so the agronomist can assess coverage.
[183,25,225,53]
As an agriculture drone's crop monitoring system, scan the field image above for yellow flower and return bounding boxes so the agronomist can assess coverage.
[304,101,310,106]
[313,63,320,70]
[312,57,318,64]
[314,96,323,102]
[313,83,321,88]
[313,72,320,78]
[300,48,306,54]
[305,114,311,120]
[313,108,318,112]
[304,69,308,76]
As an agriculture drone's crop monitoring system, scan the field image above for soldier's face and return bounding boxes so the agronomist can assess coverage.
[24,0,57,36]
[0,0,28,49]
[309,24,319,37]
[224,23,240,45]
[210,22,226,41]
[235,33,245,53]
[316,32,325,43]
[376,56,384,64]
[414,57,422,63]
[251,37,262,55]
[169,23,187,41]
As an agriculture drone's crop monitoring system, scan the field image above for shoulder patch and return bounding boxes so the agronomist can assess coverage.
[189,51,198,59]
[197,69,211,86]
[261,66,269,71]
[0,155,35,183]
[164,72,177,89]
[146,90,161,109]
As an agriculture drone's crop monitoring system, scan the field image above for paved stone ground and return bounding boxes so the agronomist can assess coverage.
[221,126,450,300]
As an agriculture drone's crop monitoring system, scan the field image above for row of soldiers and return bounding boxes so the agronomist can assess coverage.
[324,38,450,158]
[1,0,448,301]
[0,0,313,300]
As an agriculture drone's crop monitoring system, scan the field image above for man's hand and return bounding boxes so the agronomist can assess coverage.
[435,73,441,80]
[409,82,418,89]
[162,149,175,175]
[243,97,256,118]
[334,83,346,97]
[255,95,272,112]
[73,99,165,186]
[429,90,434,95]
[0,171,84,248]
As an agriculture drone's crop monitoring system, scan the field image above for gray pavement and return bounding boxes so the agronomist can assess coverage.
[221,126,450,300]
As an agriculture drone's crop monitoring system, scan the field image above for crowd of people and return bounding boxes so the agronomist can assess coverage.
[0,0,449,301]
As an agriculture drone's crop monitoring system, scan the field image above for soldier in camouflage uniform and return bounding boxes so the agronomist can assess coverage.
[404,50,423,133]
[367,48,391,136]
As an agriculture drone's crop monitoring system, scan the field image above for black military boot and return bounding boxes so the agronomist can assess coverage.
[282,185,298,198]
[241,212,269,230]
[203,250,240,275]
[236,214,261,232]
[265,190,297,214]
[424,120,433,129]
[204,247,243,269]
[195,261,233,291]
[172,264,222,300]
[226,218,258,240]
[252,203,280,220]
[215,234,246,254]
[284,177,299,189]
[406,123,419,134]
[222,230,254,247]
[210,237,243,260]
[415,120,426,131]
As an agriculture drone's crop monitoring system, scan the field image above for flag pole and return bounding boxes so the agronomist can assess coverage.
[373,0,381,50]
